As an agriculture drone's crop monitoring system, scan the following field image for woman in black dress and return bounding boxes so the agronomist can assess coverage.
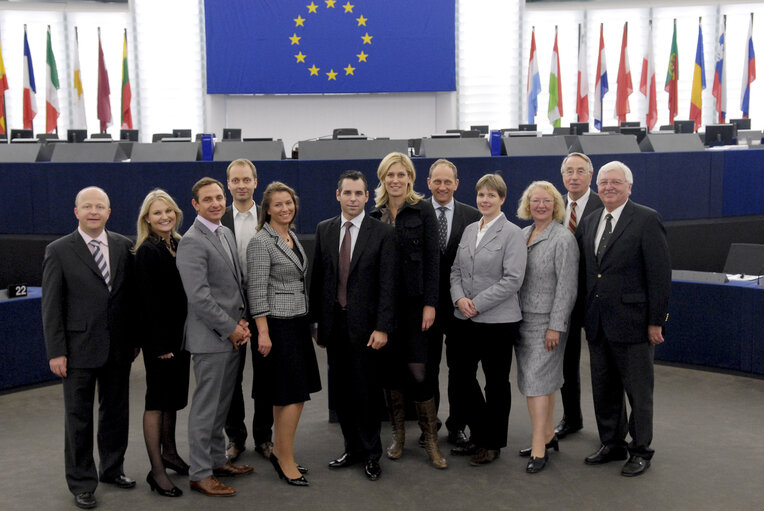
[134,189,189,497]
[247,182,321,486]
[369,152,445,469]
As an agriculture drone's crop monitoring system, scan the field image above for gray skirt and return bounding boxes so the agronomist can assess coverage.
[515,312,567,396]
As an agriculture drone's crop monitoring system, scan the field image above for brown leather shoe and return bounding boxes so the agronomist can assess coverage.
[189,476,236,497]
[254,441,274,459]
[469,448,500,466]
[213,461,254,477]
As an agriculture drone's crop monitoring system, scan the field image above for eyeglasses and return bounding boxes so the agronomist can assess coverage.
[598,179,626,187]
[562,169,589,176]
[530,199,554,205]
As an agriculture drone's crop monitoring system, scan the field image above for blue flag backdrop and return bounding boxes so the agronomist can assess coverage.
[204,0,456,94]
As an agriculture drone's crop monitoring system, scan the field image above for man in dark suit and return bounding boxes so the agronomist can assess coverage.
[42,186,137,509]
[220,158,275,463]
[176,177,254,496]
[578,161,671,477]
[425,159,480,448]
[556,152,603,440]
[310,170,396,481]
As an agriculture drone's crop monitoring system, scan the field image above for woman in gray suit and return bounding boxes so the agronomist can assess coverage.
[515,181,578,473]
[247,182,321,486]
[449,173,527,466]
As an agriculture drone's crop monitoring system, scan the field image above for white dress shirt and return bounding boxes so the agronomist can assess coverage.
[78,226,111,278]
[475,214,501,248]
[232,201,258,279]
[594,201,627,252]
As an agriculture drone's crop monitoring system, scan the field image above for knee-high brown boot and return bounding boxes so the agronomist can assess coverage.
[385,389,406,460]
[416,398,447,469]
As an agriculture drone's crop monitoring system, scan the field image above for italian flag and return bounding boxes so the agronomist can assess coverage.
[46,27,60,134]
[121,29,132,129]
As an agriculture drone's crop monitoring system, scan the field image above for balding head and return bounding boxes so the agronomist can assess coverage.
[74,186,111,237]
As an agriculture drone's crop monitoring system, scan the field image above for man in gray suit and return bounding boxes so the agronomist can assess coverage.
[556,152,603,440]
[177,177,254,497]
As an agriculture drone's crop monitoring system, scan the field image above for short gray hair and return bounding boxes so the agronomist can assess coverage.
[597,161,633,184]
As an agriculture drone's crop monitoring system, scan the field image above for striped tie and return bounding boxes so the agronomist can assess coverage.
[89,239,111,292]
[568,201,578,233]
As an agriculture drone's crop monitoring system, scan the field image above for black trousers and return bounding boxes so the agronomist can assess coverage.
[588,329,655,459]
[225,326,274,448]
[327,307,383,462]
[63,361,131,495]
[448,318,518,450]
[559,319,584,427]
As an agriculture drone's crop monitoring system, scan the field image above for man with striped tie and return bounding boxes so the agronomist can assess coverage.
[43,186,138,509]
[556,153,602,441]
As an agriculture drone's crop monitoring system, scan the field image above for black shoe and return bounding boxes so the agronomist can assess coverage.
[99,474,136,489]
[450,442,479,456]
[146,472,183,497]
[555,417,583,439]
[74,492,97,509]
[584,444,628,465]
[469,448,500,466]
[447,429,470,447]
[526,453,549,474]
[269,453,309,486]
[328,452,358,469]
[621,455,651,477]
[363,460,381,481]
[519,435,559,457]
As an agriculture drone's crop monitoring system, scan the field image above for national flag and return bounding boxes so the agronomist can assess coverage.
[0,31,9,135]
[576,25,589,123]
[665,20,679,125]
[615,22,632,123]
[527,28,542,124]
[548,28,563,128]
[121,29,132,129]
[72,28,86,130]
[689,23,706,131]
[22,27,37,131]
[712,23,727,123]
[740,14,756,118]
[97,30,112,133]
[45,27,60,134]
[640,22,657,131]
[594,24,609,131]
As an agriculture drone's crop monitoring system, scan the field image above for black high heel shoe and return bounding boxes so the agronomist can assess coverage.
[269,453,309,486]
[518,435,559,457]
[146,472,183,497]
[526,452,549,474]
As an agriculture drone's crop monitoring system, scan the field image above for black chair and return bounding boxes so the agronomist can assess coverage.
[332,128,359,139]
[120,129,139,141]
[90,133,112,139]
[152,133,173,142]
[67,130,87,143]
[172,129,192,138]
[223,128,242,141]
[723,243,764,275]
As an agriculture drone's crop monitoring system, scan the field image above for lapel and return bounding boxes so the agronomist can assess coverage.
[71,230,108,286]
[106,231,123,294]
[599,201,634,263]
[447,201,465,250]
[348,215,371,275]
[475,213,506,255]
[326,216,341,272]
[196,219,238,278]
[526,222,552,249]
[264,223,305,272]
[582,191,602,216]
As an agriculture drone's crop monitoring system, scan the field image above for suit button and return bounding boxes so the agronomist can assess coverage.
[595,293,599,298]
[597,274,602,278]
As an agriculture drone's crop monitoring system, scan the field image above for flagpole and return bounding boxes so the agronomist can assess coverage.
[577,24,581,122]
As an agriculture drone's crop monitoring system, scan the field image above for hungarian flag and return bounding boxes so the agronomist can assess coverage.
[615,22,632,123]
[689,23,706,131]
[527,29,541,124]
[712,24,726,123]
[548,28,563,128]
[640,22,657,131]
[23,27,37,131]
[594,24,609,131]
[45,27,60,134]
[740,14,756,118]
[97,30,112,133]
[121,29,132,129]
[576,25,589,123]
[0,31,8,135]
[72,28,86,130]
[665,20,679,125]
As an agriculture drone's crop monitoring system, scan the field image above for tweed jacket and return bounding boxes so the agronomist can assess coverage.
[519,221,579,332]
[247,222,309,319]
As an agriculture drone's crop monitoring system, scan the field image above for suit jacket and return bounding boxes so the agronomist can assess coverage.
[309,214,396,347]
[578,200,671,344]
[450,212,527,324]
[565,191,603,319]
[433,198,481,313]
[247,223,308,319]
[135,236,187,358]
[369,199,439,306]
[564,191,603,229]
[176,219,247,353]
[42,229,135,368]
[519,222,579,332]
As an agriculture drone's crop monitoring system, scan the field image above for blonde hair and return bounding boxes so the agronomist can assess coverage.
[516,180,565,222]
[258,181,299,231]
[135,189,183,251]
[374,152,423,208]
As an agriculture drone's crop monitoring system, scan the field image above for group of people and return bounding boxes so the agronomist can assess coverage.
[41,151,671,509]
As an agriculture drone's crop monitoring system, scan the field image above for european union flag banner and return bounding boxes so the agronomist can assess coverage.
[205,0,456,94]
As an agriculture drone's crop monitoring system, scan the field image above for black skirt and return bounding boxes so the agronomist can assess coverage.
[265,315,322,406]
[144,350,190,411]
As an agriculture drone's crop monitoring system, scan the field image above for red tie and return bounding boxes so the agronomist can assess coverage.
[568,201,578,233]
[337,222,352,307]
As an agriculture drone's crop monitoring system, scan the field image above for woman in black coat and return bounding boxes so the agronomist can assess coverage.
[134,189,189,497]
[369,152,445,469]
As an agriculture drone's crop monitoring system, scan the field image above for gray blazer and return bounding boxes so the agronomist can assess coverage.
[450,212,527,323]
[176,219,247,353]
[519,221,579,332]
[247,223,308,319]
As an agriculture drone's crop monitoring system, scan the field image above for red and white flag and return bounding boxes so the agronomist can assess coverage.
[640,22,657,130]
[615,22,632,123]
[576,25,589,123]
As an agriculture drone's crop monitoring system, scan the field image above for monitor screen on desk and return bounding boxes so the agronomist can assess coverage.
[223,128,242,141]
[67,130,88,143]
[620,121,640,128]
[730,118,751,130]
[570,122,589,135]
[673,120,696,134]
[705,124,735,146]
[120,129,139,141]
